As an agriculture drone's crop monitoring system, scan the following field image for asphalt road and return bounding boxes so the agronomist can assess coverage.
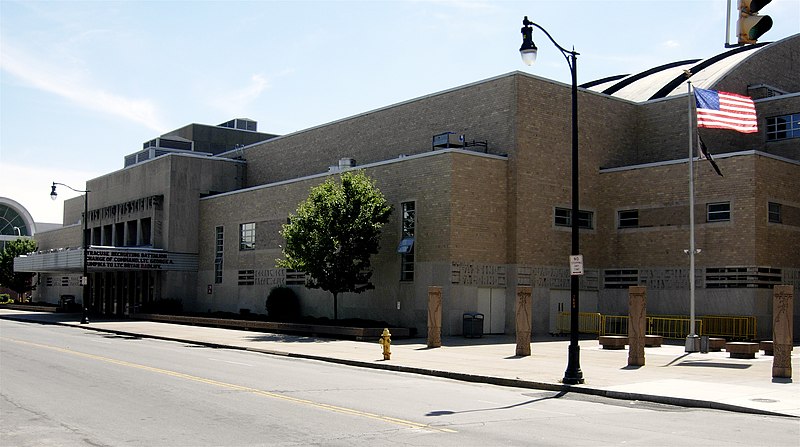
[1,319,798,447]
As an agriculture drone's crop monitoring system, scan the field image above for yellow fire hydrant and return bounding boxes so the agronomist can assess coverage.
[379,328,391,360]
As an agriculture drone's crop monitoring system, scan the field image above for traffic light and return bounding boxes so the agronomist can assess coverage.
[737,0,773,44]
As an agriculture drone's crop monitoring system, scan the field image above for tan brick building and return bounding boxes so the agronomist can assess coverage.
[18,35,799,338]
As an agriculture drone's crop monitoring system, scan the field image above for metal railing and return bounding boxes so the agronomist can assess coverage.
[558,312,755,340]
[700,315,756,340]
[556,312,603,335]
[648,317,701,339]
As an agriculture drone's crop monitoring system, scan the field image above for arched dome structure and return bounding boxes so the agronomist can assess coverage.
[0,197,36,238]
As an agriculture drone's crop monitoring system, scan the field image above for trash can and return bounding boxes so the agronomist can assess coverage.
[700,335,710,353]
[59,295,76,312]
[463,312,484,338]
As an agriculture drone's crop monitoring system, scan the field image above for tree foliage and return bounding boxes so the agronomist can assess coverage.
[0,238,38,297]
[278,171,392,319]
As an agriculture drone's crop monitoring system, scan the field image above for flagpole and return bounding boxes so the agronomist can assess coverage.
[686,77,699,352]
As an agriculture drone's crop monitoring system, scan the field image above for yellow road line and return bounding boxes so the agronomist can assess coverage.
[6,338,456,433]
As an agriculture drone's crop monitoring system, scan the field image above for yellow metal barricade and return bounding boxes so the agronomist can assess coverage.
[647,317,701,339]
[562,311,759,340]
[700,315,757,340]
[556,312,602,335]
[600,315,628,336]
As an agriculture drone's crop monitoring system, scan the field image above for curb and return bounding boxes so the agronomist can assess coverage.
[2,314,795,419]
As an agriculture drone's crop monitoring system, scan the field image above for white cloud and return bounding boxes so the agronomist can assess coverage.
[663,40,680,49]
[0,41,167,133]
[205,73,272,117]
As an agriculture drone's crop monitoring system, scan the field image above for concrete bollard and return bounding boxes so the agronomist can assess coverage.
[772,285,793,379]
[515,286,532,357]
[427,286,442,348]
[628,286,646,367]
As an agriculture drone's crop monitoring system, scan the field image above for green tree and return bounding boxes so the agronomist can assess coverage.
[0,238,38,298]
[278,171,392,320]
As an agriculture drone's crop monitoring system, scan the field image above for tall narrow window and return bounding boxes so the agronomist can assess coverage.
[214,226,224,284]
[399,202,415,281]
[239,222,255,250]
[768,202,782,223]
[707,202,731,222]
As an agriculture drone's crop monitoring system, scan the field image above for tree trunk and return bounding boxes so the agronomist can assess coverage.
[333,292,338,320]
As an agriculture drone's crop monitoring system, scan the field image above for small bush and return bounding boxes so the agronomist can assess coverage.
[0,294,14,304]
[265,287,301,322]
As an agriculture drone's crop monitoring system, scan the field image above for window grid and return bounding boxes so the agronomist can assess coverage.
[400,201,415,282]
[766,114,800,141]
[239,222,255,250]
[237,270,255,286]
[618,210,639,228]
[768,202,782,223]
[707,202,731,222]
[554,207,593,229]
[214,226,224,284]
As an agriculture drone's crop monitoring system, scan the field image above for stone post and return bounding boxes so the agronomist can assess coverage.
[772,285,794,379]
[427,286,442,348]
[515,286,532,356]
[628,286,647,367]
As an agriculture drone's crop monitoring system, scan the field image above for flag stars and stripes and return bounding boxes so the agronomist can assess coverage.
[695,87,758,133]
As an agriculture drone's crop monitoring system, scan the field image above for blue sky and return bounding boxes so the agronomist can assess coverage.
[2,0,798,224]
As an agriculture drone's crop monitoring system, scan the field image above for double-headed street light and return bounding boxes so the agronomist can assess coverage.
[520,16,584,385]
[51,182,91,324]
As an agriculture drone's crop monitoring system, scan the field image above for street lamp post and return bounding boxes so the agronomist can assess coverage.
[520,16,584,385]
[51,182,91,324]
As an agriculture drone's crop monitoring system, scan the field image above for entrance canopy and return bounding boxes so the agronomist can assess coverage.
[14,246,198,273]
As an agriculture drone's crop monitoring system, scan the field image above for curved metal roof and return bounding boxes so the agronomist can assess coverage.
[583,43,769,102]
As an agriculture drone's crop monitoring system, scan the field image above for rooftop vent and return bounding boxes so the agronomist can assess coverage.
[218,118,257,131]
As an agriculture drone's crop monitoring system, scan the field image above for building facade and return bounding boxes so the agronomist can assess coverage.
[17,35,800,338]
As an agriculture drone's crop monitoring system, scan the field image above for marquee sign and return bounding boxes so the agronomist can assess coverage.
[86,248,197,271]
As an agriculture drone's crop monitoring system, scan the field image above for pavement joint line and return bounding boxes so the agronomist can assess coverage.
[1,314,796,419]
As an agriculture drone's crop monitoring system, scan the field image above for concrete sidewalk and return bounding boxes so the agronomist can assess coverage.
[2,309,798,418]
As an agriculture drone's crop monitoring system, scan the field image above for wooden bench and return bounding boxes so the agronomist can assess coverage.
[644,334,663,347]
[708,337,726,352]
[725,342,759,359]
[599,335,627,350]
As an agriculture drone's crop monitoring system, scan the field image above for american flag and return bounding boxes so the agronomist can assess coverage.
[695,88,758,133]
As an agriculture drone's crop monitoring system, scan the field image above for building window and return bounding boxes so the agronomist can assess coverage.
[707,202,731,222]
[603,269,639,289]
[214,226,224,284]
[705,266,782,289]
[554,207,593,229]
[238,270,255,286]
[618,210,639,228]
[768,202,782,223]
[766,113,800,141]
[400,201,415,281]
[239,222,255,250]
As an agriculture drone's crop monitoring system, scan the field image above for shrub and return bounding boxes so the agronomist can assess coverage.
[265,287,301,322]
[0,294,13,304]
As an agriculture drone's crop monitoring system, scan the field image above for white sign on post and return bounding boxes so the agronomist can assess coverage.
[570,255,584,276]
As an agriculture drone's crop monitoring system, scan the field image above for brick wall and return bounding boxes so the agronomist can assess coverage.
[239,74,517,187]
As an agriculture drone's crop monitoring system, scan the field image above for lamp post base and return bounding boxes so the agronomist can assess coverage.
[562,344,585,385]
[685,335,699,353]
